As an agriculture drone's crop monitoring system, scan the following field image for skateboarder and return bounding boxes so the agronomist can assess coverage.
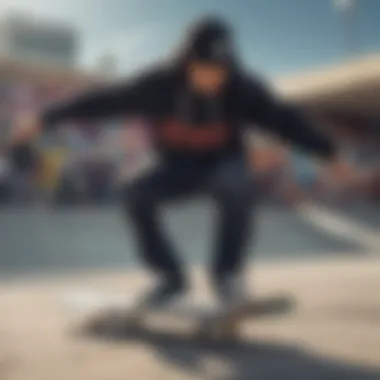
[12,16,354,309]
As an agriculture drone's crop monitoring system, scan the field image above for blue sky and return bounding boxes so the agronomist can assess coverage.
[0,0,379,77]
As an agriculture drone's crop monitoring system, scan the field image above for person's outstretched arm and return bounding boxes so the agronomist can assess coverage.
[242,76,337,161]
[241,75,358,184]
[10,68,163,143]
[41,69,162,130]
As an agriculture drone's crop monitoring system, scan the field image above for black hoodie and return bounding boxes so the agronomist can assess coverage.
[42,17,336,167]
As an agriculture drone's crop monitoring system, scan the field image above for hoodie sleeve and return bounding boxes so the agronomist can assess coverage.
[242,77,337,161]
[41,69,162,130]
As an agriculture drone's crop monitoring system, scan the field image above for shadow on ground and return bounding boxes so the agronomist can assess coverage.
[76,327,380,380]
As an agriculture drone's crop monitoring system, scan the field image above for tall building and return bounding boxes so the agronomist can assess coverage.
[0,13,78,68]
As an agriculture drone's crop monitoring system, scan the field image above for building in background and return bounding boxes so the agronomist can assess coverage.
[0,13,103,128]
[276,54,380,135]
[0,13,78,68]
[0,54,104,136]
[276,54,380,202]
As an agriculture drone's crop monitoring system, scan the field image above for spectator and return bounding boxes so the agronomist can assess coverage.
[85,156,115,204]
[54,155,85,206]
[8,139,40,205]
[0,146,11,205]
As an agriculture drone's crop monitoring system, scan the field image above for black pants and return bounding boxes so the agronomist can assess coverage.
[122,155,256,286]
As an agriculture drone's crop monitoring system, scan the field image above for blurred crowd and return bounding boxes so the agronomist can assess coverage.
[0,122,378,208]
[0,82,379,208]
[249,124,379,206]
[0,115,158,207]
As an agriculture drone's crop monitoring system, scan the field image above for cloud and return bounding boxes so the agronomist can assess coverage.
[332,0,356,12]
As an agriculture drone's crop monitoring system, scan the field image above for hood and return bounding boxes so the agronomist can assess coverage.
[177,16,239,70]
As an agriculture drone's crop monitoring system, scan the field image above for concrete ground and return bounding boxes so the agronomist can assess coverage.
[0,255,379,380]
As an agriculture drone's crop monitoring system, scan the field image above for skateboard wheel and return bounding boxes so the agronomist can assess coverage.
[217,326,238,340]
[215,318,239,340]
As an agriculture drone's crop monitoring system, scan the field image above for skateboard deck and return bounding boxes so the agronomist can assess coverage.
[63,292,295,339]
[62,290,295,340]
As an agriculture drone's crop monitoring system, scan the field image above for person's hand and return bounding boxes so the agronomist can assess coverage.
[252,148,285,174]
[324,157,357,186]
[10,112,42,145]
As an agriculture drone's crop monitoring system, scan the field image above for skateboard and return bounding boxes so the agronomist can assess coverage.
[62,291,295,340]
